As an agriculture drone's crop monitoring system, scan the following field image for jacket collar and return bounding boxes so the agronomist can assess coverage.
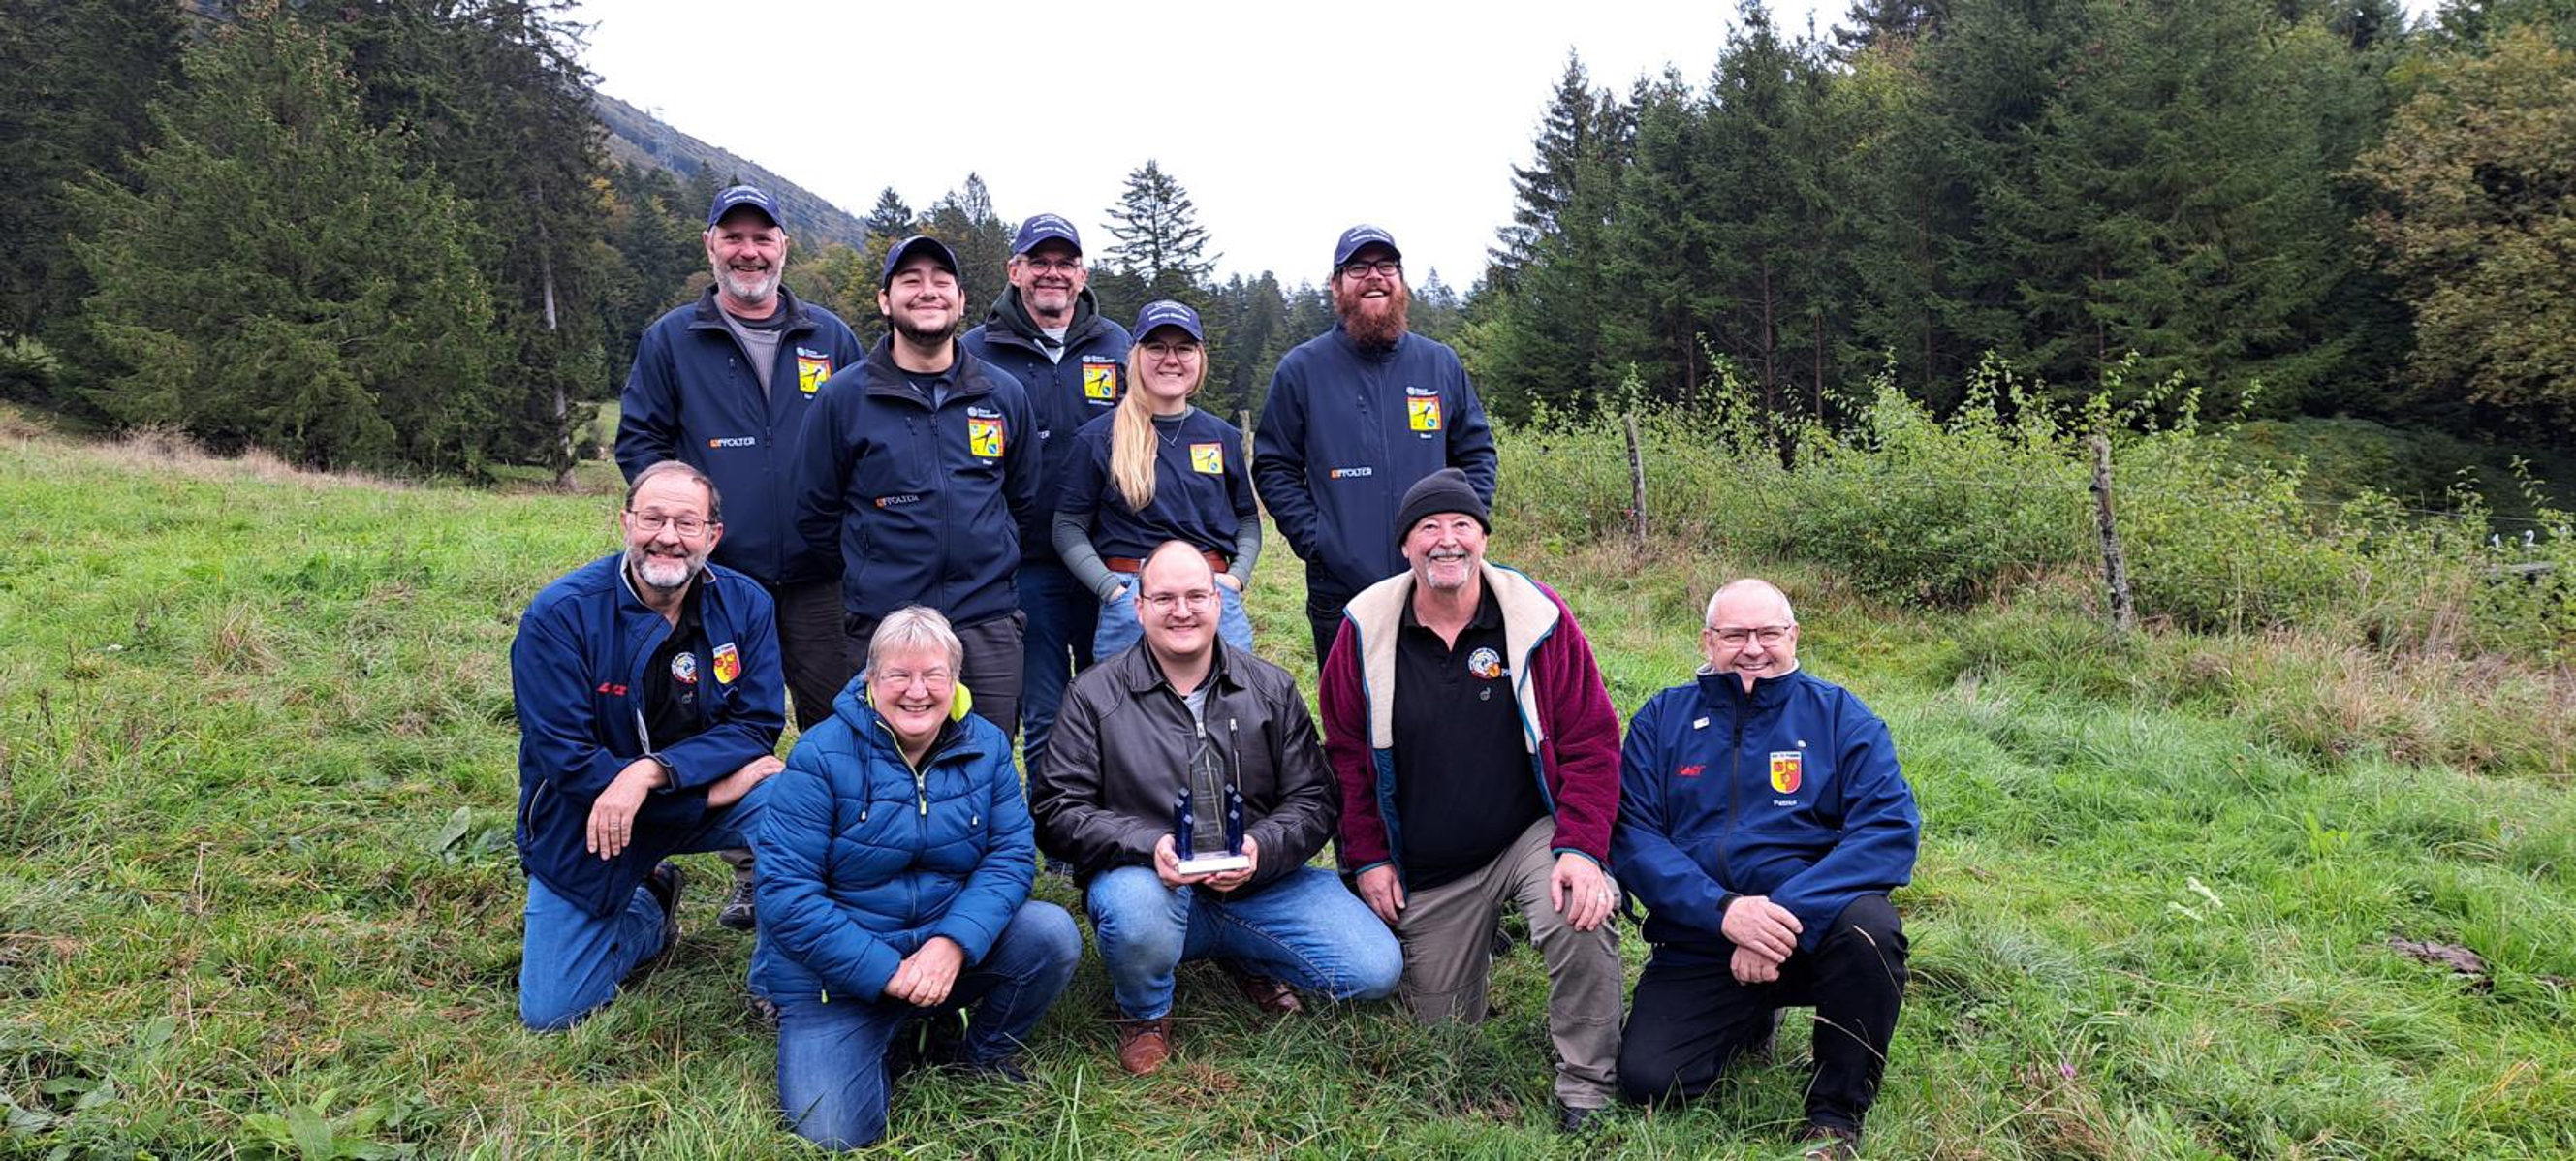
[1696,665,1804,712]
[861,335,990,402]
[1328,322,1405,362]
[687,285,814,335]
[1112,637,1240,697]
[979,286,1107,349]
[832,681,992,767]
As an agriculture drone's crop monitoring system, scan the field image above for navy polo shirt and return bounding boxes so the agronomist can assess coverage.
[1055,408,1256,561]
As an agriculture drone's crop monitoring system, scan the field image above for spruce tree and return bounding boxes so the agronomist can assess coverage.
[68,7,503,472]
[1103,160,1219,298]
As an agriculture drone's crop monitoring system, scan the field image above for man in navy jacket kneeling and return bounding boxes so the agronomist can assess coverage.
[509,461,788,1030]
[1612,579,1921,1160]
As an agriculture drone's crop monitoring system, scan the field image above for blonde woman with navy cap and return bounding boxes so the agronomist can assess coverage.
[1052,300,1261,660]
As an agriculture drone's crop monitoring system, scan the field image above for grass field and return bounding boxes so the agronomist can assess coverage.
[3,419,2571,1159]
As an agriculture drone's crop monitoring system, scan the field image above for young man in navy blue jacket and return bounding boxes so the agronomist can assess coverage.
[510,462,787,1030]
[1253,225,1497,675]
[795,235,1041,739]
[1611,579,1920,1160]
[959,214,1131,777]
[614,185,866,930]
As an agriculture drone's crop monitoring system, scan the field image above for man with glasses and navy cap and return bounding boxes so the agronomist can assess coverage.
[1253,225,1497,678]
[795,235,1041,739]
[961,214,1133,779]
[614,183,865,932]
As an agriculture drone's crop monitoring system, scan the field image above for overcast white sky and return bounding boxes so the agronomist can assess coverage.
[572,0,1841,291]
[573,0,2443,293]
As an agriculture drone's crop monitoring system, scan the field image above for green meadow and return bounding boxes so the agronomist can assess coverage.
[3,414,2570,1159]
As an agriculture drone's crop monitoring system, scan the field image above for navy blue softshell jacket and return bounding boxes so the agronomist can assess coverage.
[613,287,866,587]
[511,555,786,917]
[792,338,1040,631]
[1252,326,1498,597]
[750,684,1036,1004]
[960,287,1131,553]
[1613,669,1920,955]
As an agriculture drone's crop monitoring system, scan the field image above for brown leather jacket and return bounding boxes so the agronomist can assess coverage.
[1031,641,1339,894]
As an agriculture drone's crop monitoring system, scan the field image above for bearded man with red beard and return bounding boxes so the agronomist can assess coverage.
[1252,226,1498,677]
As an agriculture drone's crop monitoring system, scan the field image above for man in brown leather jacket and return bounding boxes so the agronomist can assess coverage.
[1032,541,1399,1075]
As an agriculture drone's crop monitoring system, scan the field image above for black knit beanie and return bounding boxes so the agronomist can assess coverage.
[1394,467,1490,548]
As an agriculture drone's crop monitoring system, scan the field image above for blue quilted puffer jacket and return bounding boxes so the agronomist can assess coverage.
[750,678,1036,1003]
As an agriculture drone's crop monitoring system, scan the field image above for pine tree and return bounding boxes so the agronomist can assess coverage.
[926,173,1014,312]
[1488,52,1600,289]
[865,186,916,238]
[68,6,504,472]
[0,0,185,405]
[1103,160,1219,297]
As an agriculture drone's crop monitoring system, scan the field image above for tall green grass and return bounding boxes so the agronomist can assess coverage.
[2,412,2570,1158]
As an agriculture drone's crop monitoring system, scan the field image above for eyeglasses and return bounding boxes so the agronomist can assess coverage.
[875,668,952,690]
[1339,259,1401,280]
[1142,590,1217,612]
[1708,625,1794,646]
[1142,341,1201,361]
[627,509,713,537]
[1019,256,1082,274]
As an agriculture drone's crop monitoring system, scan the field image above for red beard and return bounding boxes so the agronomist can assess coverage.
[1334,278,1410,349]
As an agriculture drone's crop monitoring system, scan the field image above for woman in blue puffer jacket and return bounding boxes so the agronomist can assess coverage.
[751,605,1079,1150]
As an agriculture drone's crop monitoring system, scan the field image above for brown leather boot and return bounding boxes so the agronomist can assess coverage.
[1113,1017,1171,1076]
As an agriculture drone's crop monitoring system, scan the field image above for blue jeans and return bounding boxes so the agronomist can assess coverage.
[518,782,770,1030]
[774,901,1080,1150]
[1017,558,1098,779]
[1084,864,1400,1020]
[1089,580,1254,663]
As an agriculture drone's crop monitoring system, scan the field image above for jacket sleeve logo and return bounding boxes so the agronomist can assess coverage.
[712,642,740,685]
[1407,396,1443,431]
[797,352,832,394]
[1083,359,1119,401]
[1769,750,1803,794]
[1190,442,1224,474]
[968,416,1006,458]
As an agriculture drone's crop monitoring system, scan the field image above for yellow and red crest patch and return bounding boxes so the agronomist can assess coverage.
[712,642,741,685]
[1769,750,1803,794]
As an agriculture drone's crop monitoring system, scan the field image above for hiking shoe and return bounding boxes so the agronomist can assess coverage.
[1113,1017,1172,1076]
[718,876,757,931]
[1797,1124,1862,1160]
[1556,1103,1607,1135]
[1225,966,1303,1018]
[631,863,684,980]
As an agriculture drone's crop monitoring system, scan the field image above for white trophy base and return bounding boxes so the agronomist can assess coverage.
[1174,853,1253,876]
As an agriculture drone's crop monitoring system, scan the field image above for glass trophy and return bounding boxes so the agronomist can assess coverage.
[1172,784,1251,876]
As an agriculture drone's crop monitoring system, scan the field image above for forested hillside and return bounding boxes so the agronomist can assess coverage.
[0,0,2569,499]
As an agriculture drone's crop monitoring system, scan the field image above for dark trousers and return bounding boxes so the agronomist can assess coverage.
[714,577,853,887]
[846,610,1025,743]
[1303,584,1354,682]
[772,577,857,732]
[1014,558,1097,780]
[1616,894,1908,1134]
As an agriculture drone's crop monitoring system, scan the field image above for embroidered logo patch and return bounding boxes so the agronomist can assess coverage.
[1190,442,1224,474]
[796,351,832,394]
[712,642,740,685]
[1082,359,1119,402]
[1678,764,1705,779]
[671,652,698,685]
[1407,396,1443,431]
[1465,646,1505,679]
[967,417,1005,458]
[1770,751,1803,794]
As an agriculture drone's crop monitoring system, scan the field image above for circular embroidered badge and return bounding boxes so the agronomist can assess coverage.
[671,651,699,685]
[1465,646,1505,680]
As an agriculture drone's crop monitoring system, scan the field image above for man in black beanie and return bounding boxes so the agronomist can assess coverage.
[1317,467,1628,1135]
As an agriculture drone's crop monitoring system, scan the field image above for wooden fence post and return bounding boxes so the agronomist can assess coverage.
[2090,434,2137,634]
[1623,413,1649,551]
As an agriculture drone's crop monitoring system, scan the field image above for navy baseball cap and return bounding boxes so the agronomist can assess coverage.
[880,235,960,288]
[1332,224,1401,269]
[1132,300,1205,343]
[1012,213,1082,256]
[707,184,782,229]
